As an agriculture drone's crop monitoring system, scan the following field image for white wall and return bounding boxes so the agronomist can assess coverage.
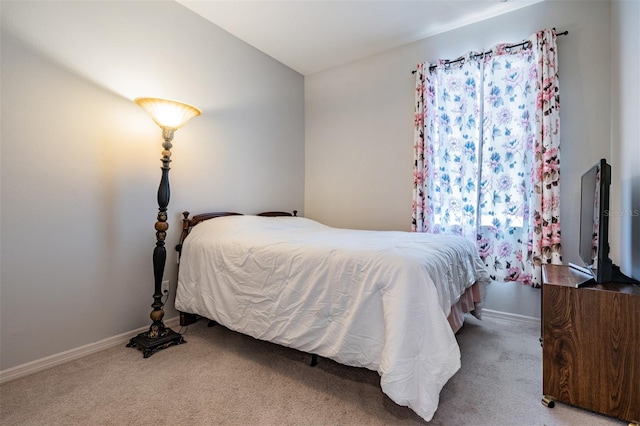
[305,0,637,317]
[611,0,640,279]
[0,1,304,370]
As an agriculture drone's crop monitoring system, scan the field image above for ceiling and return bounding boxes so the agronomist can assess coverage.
[177,0,543,75]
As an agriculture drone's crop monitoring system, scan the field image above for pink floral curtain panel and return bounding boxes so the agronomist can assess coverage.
[413,28,562,287]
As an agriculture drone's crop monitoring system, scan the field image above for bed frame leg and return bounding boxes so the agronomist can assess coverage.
[310,354,318,367]
[179,311,198,327]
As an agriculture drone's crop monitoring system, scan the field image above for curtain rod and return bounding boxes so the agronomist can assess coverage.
[411,30,568,74]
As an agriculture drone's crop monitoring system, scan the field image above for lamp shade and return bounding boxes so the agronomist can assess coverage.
[135,97,201,130]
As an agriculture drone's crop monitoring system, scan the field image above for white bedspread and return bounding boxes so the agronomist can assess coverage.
[175,215,490,421]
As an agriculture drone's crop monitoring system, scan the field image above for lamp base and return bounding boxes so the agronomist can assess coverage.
[126,327,185,358]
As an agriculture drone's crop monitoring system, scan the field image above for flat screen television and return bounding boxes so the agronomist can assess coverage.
[578,158,613,283]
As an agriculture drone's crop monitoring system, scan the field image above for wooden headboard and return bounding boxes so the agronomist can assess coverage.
[175,210,298,255]
[257,210,298,217]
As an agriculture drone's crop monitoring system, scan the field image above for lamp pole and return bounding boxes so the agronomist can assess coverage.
[149,127,175,336]
[127,98,200,358]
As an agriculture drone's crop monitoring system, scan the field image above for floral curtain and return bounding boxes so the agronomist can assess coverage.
[477,39,538,284]
[525,28,563,284]
[412,54,482,241]
[413,28,562,287]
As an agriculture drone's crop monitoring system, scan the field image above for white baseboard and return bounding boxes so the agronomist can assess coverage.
[0,317,180,385]
[481,309,540,326]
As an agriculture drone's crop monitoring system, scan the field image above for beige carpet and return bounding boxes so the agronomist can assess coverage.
[0,315,624,425]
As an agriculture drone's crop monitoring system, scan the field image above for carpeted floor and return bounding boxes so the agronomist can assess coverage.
[0,315,625,425]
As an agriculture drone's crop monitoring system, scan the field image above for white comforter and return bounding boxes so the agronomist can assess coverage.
[175,215,490,421]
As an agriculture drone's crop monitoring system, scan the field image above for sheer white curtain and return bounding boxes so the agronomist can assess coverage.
[413,29,562,287]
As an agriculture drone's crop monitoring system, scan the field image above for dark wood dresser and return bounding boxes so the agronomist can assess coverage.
[541,264,640,423]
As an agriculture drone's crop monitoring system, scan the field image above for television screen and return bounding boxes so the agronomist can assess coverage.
[578,159,612,283]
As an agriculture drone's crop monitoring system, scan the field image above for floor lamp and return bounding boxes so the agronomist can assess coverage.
[127,97,201,358]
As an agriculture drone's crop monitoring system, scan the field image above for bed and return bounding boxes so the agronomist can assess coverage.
[174,210,490,422]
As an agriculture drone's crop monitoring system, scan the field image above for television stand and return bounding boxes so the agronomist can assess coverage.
[541,264,640,423]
